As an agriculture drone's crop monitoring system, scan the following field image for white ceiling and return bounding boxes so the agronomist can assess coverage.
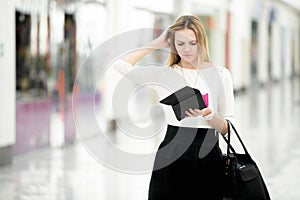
[279,0,300,11]
[15,0,300,14]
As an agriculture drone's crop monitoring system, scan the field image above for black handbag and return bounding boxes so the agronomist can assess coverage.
[222,120,271,200]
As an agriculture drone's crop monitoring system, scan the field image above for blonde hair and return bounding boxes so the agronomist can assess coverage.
[166,15,210,67]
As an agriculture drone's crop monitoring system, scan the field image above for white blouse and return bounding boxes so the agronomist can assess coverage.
[113,59,235,128]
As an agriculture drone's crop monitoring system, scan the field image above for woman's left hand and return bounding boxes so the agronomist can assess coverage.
[185,107,228,135]
[185,107,212,118]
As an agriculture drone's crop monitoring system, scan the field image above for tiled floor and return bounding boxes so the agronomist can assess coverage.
[0,77,300,200]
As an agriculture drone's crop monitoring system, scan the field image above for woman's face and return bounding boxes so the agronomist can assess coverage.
[174,28,198,65]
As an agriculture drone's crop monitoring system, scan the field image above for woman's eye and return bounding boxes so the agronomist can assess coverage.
[177,43,184,46]
[190,42,197,45]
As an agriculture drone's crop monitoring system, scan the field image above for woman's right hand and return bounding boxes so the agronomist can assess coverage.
[152,28,171,49]
[121,27,171,65]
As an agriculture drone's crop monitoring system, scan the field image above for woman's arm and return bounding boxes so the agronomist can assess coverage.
[121,29,170,65]
[113,28,175,87]
[185,67,234,135]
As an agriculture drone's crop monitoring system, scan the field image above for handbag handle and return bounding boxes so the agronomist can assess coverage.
[223,120,249,156]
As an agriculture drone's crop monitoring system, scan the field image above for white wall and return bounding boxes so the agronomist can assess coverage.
[278,4,299,79]
[231,0,300,86]
[268,1,300,81]
[257,0,269,84]
[229,0,251,90]
[0,0,16,147]
[294,28,300,75]
[271,20,281,81]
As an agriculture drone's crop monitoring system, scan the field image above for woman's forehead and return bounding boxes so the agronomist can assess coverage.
[174,29,196,41]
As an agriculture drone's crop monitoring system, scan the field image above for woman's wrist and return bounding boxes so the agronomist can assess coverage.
[209,114,227,135]
[147,38,168,49]
[121,41,159,65]
[145,40,160,49]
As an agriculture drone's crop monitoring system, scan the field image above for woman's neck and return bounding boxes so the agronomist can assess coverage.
[178,60,211,70]
[178,60,198,69]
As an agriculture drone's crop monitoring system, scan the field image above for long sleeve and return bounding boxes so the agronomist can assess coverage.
[113,59,159,86]
[217,67,235,122]
[113,59,186,95]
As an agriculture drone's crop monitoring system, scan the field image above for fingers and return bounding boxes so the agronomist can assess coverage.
[161,28,172,47]
[159,28,170,41]
[198,107,212,116]
[185,108,202,117]
[185,109,196,117]
[185,108,212,118]
[185,110,193,117]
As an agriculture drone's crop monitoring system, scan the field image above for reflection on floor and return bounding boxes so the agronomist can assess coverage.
[0,78,299,200]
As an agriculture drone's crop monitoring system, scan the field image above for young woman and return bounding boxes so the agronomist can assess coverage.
[114,15,234,199]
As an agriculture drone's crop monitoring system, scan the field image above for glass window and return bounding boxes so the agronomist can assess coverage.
[76,3,107,55]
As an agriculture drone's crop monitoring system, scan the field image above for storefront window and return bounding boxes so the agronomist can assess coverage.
[76,3,107,55]
[75,2,107,92]
[15,0,49,100]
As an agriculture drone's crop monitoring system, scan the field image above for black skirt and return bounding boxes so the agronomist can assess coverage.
[148,125,224,200]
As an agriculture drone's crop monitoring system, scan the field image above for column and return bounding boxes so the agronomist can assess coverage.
[257,4,269,85]
[0,0,16,165]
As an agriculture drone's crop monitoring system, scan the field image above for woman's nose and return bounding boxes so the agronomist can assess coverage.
[183,44,191,52]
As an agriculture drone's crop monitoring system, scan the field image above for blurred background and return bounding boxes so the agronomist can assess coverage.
[0,0,299,199]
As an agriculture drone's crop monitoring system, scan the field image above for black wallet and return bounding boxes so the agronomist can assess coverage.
[159,86,207,121]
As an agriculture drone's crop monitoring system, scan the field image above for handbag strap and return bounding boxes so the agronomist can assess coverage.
[223,120,249,155]
[225,120,233,156]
